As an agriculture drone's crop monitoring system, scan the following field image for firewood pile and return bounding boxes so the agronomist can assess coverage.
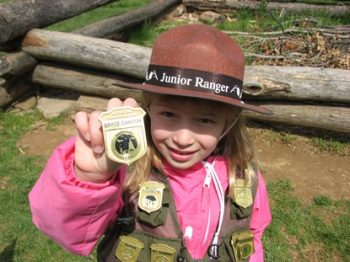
[0,0,349,134]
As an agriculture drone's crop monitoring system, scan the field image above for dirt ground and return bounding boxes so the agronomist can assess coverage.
[19,117,350,202]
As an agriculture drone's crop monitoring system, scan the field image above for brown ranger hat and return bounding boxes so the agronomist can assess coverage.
[129,24,272,115]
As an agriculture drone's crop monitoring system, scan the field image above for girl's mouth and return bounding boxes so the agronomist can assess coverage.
[167,147,196,162]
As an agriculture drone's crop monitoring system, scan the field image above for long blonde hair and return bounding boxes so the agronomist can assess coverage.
[124,92,258,197]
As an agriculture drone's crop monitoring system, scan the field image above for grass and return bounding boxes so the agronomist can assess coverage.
[126,3,350,54]
[46,0,151,32]
[311,137,349,155]
[264,179,350,261]
[0,111,96,261]
[0,111,349,261]
[1,1,349,261]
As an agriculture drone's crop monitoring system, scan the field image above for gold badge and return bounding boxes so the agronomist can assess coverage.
[150,243,176,262]
[231,231,255,261]
[233,179,253,208]
[99,107,147,165]
[138,181,165,213]
[115,236,144,262]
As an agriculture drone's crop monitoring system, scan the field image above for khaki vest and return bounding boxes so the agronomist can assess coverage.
[97,170,257,262]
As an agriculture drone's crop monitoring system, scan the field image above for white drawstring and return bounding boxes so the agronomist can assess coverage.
[202,160,225,248]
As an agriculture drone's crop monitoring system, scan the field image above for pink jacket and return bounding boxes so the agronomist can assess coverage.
[29,137,271,260]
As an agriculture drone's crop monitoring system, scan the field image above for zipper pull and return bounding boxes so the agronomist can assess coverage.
[184,226,193,245]
[203,168,211,188]
[201,171,211,211]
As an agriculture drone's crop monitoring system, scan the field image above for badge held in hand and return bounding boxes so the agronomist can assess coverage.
[99,107,147,165]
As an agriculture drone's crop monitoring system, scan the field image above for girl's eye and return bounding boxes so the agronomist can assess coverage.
[197,118,215,124]
[160,111,176,118]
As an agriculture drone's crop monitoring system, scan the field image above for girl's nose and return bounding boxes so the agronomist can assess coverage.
[172,128,195,147]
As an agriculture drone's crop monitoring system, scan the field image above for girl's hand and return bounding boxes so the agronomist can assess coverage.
[74,97,139,183]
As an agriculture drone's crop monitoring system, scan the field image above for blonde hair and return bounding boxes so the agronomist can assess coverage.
[124,92,258,197]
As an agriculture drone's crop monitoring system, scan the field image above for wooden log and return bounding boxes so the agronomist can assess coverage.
[0,0,114,44]
[1,0,175,79]
[75,95,109,113]
[22,29,350,103]
[183,0,350,17]
[243,66,350,104]
[0,79,32,108]
[31,63,142,101]
[0,52,37,80]
[22,29,151,79]
[75,0,181,38]
[243,103,350,133]
[32,64,350,133]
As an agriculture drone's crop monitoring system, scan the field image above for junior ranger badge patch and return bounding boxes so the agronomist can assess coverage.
[138,181,165,213]
[99,107,147,165]
[233,179,253,208]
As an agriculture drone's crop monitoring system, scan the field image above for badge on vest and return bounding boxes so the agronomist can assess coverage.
[233,179,253,208]
[138,181,165,213]
[99,107,147,165]
[231,231,254,261]
[150,243,176,262]
[115,236,144,262]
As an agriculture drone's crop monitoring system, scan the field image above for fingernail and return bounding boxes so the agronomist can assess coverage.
[93,145,104,154]
[85,133,91,141]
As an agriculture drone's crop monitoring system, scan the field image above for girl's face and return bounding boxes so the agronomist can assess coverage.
[148,95,231,169]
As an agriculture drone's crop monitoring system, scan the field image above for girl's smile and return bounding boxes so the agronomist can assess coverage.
[167,146,198,162]
[148,95,230,169]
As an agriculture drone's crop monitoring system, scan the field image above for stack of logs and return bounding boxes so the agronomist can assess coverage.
[0,0,349,134]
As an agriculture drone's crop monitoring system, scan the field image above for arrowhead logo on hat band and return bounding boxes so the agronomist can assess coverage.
[145,64,243,100]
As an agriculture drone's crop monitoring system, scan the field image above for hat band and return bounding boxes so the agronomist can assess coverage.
[144,64,243,100]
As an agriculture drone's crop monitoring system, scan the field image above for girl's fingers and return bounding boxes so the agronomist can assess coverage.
[107,98,123,111]
[75,111,90,141]
[106,97,139,111]
[88,111,104,154]
[122,97,139,107]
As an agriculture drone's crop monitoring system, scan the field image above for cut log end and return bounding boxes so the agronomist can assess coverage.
[22,30,49,48]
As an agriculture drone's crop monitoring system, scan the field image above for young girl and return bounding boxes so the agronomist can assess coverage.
[29,24,272,261]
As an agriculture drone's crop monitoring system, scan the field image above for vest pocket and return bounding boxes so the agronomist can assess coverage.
[115,236,144,262]
[230,199,253,219]
[224,230,254,262]
[137,186,171,227]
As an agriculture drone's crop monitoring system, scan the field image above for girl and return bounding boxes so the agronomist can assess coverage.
[29,24,272,261]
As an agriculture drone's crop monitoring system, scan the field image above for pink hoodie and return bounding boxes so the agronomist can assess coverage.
[29,137,271,260]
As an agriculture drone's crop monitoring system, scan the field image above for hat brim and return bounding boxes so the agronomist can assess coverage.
[121,82,273,115]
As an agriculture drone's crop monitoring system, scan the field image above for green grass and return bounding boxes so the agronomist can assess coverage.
[126,4,350,49]
[264,179,350,261]
[311,137,349,155]
[128,19,188,47]
[0,111,94,261]
[1,2,350,261]
[46,0,151,32]
[0,111,349,261]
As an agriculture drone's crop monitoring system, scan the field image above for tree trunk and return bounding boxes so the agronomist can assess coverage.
[75,0,181,38]
[0,0,114,43]
[0,0,176,80]
[0,52,37,80]
[0,79,32,108]
[31,63,350,133]
[243,66,350,104]
[31,63,142,101]
[22,29,151,79]
[183,0,350,17]
[243,103,350,133]
[75,95,109,113]
[22,29,350,103]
